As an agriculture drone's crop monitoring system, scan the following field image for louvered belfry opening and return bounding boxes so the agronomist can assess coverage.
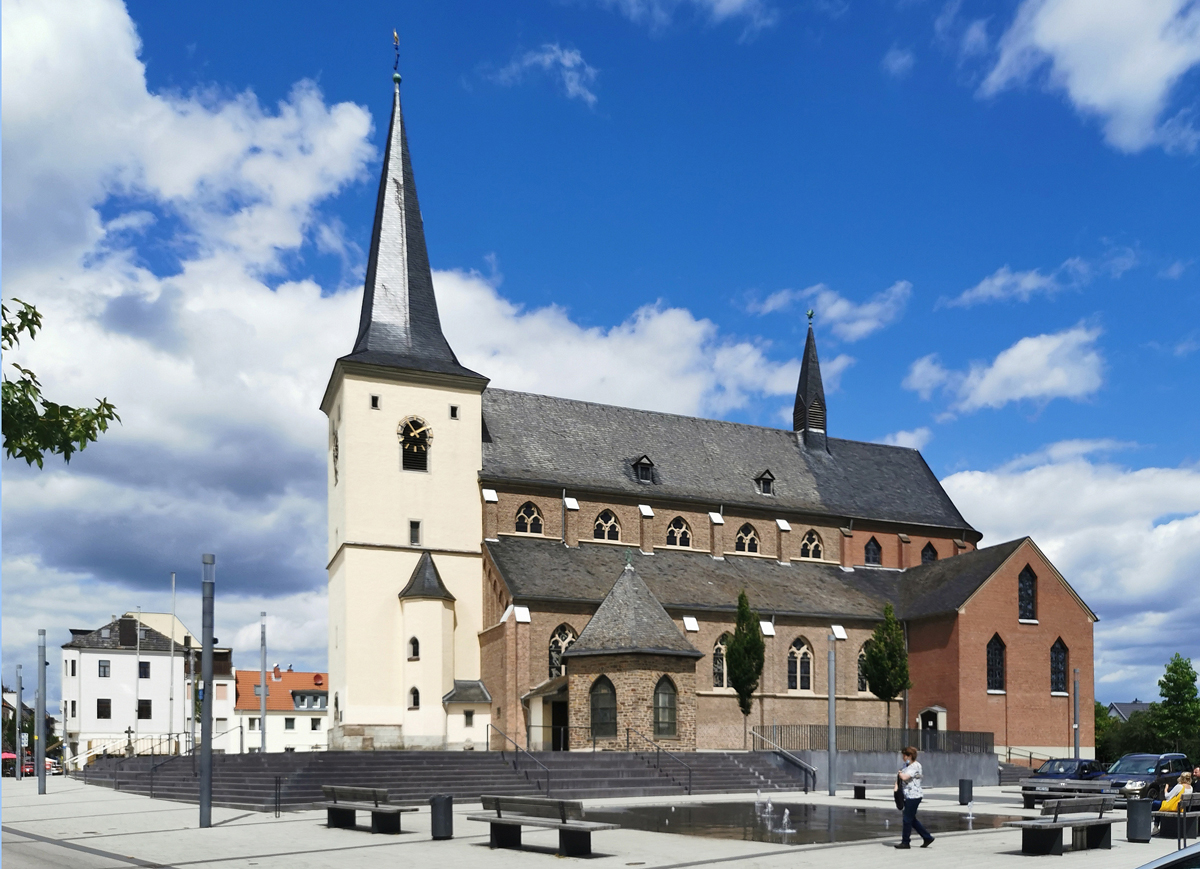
[806,400,826,431]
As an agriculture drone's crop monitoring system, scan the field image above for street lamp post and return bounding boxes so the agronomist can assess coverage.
[828,624,847,796]
[199,554,215,828]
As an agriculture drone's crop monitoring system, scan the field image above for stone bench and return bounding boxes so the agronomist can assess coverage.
[1019,778,1118,809]
[319,785,417,834]
[1154,793,1200,845]
[467,794,620,857]
[1004,796,1115,856]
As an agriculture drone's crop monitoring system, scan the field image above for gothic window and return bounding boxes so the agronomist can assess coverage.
[800,530,823,560]
[409,637,420,659]
[787,638,812,691]
[734,524,760,553]
[1050,639,1068,693]
[634,456,654,484]
[515,502,544,535]
[548,624,577,679]
[590,676,617,738]
[864,537,882,565]
[399,418,431,472]
[666,517,692,548]
[713,634,730,688]
[858,645,870,692]
[1019,566,1037,621]
[756,470,775,496]
[409,687,420,709]
[921,542,938,563]
[653,677,677,737]
[987,634,1006,692]
[331,429,339,485]
[594,510,620,541]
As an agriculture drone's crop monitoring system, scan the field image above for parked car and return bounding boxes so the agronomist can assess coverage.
[1094,752,1192,801]
[1032,758,1109,779]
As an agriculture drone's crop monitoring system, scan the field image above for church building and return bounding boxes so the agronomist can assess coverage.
[320,74,1097,758]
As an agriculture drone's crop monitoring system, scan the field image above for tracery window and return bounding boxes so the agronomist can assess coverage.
[594,510,620,541]
[921,542,938,563]
[787,638,812,691]
[987,634,1006,692]
[800,530,823,559]
[653,677,677,737]
[734,523,759,553]
[399,418,430,472]
[548,624,577,679]
[1018,566,1037,621]
[666,517,692,548]
[590,676,617,738]
[712,634,730,688]
[1050,639,1068,693]
[515,502,544,535]
[864,537,882,566]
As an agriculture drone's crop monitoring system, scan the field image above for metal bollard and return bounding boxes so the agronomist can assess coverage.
[958,778,973,806]
[430,794,453,840]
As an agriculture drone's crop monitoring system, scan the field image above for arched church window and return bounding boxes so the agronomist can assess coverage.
[666,517,692,548]
[734,524,759,553]
[409,637,420,660]
[1019,566,1037,621]
[800,530,823,560]
[987,634,1006,692]
[399,418,431,472]
[858,644,870,692]
[864,537,882,566]
[548,624,577,680]
[590,676,617,738]
[921,542,938,564]
[515,502,544,535]
[1050,639,1068,693]
[712,634,730,688]
[788,638,812,691]
[653,677,677,737]
[409,687,420,709]
[594,510,620,541]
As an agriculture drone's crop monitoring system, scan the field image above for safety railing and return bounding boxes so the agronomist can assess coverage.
[525,724,598,752]
[626,727,692,795]
[487,724,552,795]
[748,730,817,793]
[1005,746,1055,768]
[751,724,994,755]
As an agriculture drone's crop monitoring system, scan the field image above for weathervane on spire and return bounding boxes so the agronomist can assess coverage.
[624,549,633,568]
[392,29,401,82]
[806,309,814,325]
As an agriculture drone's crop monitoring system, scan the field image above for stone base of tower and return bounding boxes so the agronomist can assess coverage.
[328,723,404,751]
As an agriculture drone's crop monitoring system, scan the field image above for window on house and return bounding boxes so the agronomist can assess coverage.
[71,700,77,718]
[1050,639,1068,693]
[311,717,322,731]
[65,660,69,676]
[800,530,823,559]
[410,688,420,709]
[788,639,812,691]
[370,395,380,409]
[666,517,692,548]
[921,542,938,564]
[734,524,759,553]
[98,660,110,678]
[634,456,654,483]
[987,634,1006,691]
[100,628,110,639]
[137,699,152,720]
[590,676,617,738]
[756,472,775,496]
[409,637,420,659]
[249,718,259,731]
[464,710,474,728]
[864,537,882,565]
[71,659,76,676]
[1019,566,1037,620]
[593,510,620,541]
[139,661,150,679]
[215,684,227,701]
[409,520,421,547]
[515,502,544,534]
[548,624,577,679]
[399,418,430,472]
[97,699,111,719]
[284,717,295,730]
[449,405,459,420]
[139,628,147,641]
[653,677,677,737]
[712,635,730,688]
[858,645,870,692]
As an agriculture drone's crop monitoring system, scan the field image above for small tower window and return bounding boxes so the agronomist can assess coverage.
[712,634,730,687]
[1019,565,1037,620]
[548,624,577,679]
[409,520,422,546]
[987,634,1006,691]
[370,395,380,410]
[653,677,677,737]
[864,537,882,566]
[593,510,620,541]
[449,405,459,420]
[399,418,431,472]
[409,687,420,709]
[734,524,759,553]
[666,517,692,548]
[756,470,775,496]
[788,638,812,691]
[800,530,823,559]
[1050,639,1068,693]
[921,542,938,563]
[590,676,617,738]
[409,637,420,660]
[634,455,654,484]
[515,502,544,535]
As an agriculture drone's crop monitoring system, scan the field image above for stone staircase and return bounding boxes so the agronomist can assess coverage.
[999,762,1030,785]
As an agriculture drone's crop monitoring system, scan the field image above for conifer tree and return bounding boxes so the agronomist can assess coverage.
[861,603,912,730]
[726,590,765,748]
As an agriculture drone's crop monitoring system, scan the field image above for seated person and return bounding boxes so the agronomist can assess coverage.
[1153,772,1193,811]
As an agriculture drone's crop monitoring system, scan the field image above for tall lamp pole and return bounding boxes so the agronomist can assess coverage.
[827,625,847,796]
[199,554,215,828]
[260,612,267,754]
[37,630,47,794]
[15,664,23,781]
[1073,668,1080,759]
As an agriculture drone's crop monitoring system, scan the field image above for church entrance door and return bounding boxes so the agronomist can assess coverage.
[551,701,569,751]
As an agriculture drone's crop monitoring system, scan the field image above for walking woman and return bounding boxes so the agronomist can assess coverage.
[894,746,934,849]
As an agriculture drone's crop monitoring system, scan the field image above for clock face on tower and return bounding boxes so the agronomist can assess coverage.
[399,418,431,471]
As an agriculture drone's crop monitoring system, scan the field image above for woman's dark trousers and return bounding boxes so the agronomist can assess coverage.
[902,798,932,844]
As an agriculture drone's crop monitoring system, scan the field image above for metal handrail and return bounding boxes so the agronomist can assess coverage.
[625,727,692,794]
[750,730,817,793]
[526,724,597,752]
[487,724,552,795]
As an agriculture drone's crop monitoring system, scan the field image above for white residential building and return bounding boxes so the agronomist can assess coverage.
[234,665,328,752]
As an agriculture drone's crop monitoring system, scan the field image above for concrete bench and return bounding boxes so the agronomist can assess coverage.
[1019,778,1119,809]
[1004,796,1115,856]
[837,772,897,800]
[1154,793,1200,845]
[319,785,418,834]
[467,794,620,857]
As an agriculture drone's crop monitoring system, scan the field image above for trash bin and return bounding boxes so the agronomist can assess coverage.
[958,779,973,806]
[430,794,453,840]
[1126,799,1152,843]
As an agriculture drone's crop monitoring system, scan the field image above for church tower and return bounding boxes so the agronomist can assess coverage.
[793,319,828,450]
[320,73,491,749]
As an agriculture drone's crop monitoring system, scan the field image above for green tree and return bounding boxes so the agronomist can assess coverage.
[860,603,913,730]
[1156,653,1200,752]
[725,590,765,749]
[2,298,119,467]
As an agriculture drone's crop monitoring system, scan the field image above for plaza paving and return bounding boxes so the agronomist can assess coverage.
[1,776,1184,869]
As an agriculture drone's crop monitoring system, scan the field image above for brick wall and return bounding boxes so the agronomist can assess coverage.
[567,654,697,750]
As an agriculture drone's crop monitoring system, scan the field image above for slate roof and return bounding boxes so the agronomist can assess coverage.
[340,79,484,384]
[793,325,825,433]
[442,680,492,704]
[562,563,702,659]
[896,538,1027,620]
[398,551,456,601]
[1107,701,1152,722]
[61,619,175,652]
[480,389,977,534]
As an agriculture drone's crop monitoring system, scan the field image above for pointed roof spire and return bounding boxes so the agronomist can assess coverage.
[398,551,456,601]
[345,74,485,383]
[793,317,828,443]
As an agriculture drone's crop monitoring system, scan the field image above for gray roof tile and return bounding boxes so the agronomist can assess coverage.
[398,551,456,601]
[442,680,492,704]
[61,619,175,652]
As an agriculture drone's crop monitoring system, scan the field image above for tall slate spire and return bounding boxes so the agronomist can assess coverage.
[793,320,827,448]
[346,74,485,383]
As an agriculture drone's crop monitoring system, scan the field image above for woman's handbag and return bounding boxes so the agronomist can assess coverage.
[894,776,905,809]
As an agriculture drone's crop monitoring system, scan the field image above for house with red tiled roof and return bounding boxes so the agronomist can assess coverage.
[234,665,328,752]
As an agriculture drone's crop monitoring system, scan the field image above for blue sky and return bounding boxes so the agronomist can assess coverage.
[3,0,1198,713]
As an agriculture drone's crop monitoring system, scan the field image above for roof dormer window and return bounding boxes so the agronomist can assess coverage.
[634,455,654,484]
[756,470,775,496]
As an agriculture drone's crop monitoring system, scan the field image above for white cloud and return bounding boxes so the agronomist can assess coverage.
[882,47,917,78]
[878,427,933,450]
[943,444,1200,702]
[601,0,779,33]
[494,44,599,107]
[750,281,912,342]
[934,1,991,62]
[904,324,1104,411]
[1159,259,1190,279]
[980,0,1200,154]
[942,256,1089,307]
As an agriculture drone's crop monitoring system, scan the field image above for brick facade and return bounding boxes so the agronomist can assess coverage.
[567,654,697,750]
